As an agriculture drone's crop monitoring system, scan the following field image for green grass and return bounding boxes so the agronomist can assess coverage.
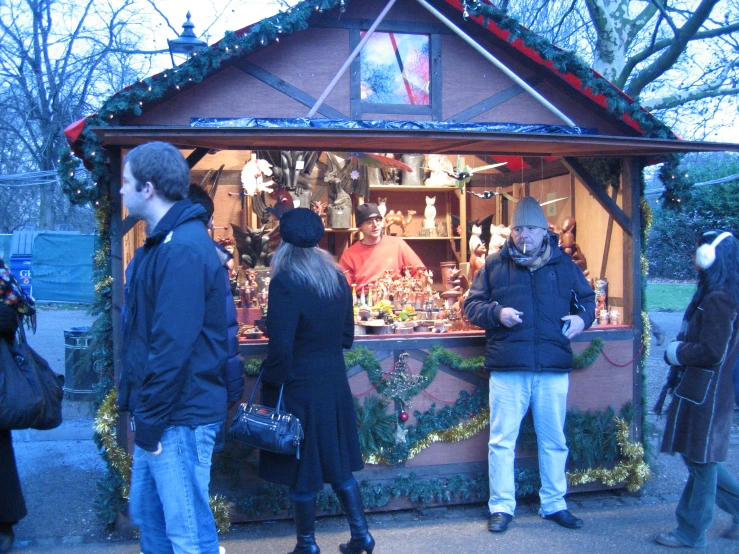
[645,283,696,312]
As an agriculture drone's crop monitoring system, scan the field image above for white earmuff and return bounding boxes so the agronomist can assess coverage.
[695,231,733,269]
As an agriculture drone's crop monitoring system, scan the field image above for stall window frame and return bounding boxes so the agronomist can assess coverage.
[350,28,442,120]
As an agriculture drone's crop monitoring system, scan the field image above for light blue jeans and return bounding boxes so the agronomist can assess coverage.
[129,422,221,554]
[488,371,570,516]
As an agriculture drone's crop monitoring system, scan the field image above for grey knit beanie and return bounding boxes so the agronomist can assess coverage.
[510,197,548,229]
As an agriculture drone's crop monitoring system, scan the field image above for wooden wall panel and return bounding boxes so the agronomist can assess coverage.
[575,179,625,311]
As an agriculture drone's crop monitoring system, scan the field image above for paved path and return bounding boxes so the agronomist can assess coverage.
[9,310,739,553]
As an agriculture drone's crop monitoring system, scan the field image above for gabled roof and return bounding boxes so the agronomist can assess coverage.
[67,0,673,151]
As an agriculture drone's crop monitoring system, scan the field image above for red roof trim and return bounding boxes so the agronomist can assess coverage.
[442,0,650,134]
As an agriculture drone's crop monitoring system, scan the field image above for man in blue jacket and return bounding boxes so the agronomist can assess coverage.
[465,197,595,535]
[118,142,228,554]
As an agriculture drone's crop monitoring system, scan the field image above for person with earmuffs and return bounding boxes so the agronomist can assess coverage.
[655,230,739,548]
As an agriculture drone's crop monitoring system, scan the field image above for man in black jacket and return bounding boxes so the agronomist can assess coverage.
[118,142,227,554]
[465,197,595,535]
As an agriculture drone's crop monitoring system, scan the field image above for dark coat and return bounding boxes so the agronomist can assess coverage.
[258,271,362,493]
[215,243,244,405]
[661,290,738,463]
[118,199,229,452]
[464,234,595,372]
[0,302,26,523]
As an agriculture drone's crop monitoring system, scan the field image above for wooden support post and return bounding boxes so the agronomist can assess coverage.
[622,158,644,443]
[562,157,632,236]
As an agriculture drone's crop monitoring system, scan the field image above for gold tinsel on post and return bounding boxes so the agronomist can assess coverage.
[95,275,114,295]
[364,410,490,465]
[95,387,233,531]
[209,495,232,535]
[566,417,651,492]
[94,388,133,498]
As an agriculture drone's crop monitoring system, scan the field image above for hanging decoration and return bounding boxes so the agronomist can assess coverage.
[241,155,274,196]
[381,352,426,410]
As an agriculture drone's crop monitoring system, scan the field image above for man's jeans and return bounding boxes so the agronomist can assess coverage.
[673,456,739,547]
[129,423,221,554]
[488,371,569,516]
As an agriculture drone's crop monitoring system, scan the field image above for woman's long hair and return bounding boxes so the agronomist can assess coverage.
[270,241,344,299]
[693,230,739,307]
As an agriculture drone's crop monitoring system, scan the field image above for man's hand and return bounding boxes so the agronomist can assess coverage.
[561,315,585,339]
[499,308,523,328]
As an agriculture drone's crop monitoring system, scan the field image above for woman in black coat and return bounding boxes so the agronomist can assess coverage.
[258,209,373,554]
[0,257,35,552]
[656,231,739,548]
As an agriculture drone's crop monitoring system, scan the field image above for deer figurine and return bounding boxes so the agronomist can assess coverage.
[384,210,416,235]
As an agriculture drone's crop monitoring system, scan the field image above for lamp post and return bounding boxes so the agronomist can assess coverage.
[167,12,207,66]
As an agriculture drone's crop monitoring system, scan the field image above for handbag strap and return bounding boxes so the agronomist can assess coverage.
[247,367,287,416]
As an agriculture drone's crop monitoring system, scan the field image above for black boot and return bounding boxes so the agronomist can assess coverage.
[0,523,14,553]
[335,481,375,554]
[289,498,320,554]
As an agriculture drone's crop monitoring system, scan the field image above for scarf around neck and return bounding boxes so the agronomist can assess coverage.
[0,257,36,329]
[507,236,552,271]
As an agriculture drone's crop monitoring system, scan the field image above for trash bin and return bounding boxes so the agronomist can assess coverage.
[64,326,95,400]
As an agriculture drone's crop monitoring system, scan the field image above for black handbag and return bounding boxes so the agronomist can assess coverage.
[227,369,303,458]
[0,321,64,430]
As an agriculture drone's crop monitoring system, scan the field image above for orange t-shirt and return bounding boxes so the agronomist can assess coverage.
[339,236,424,287]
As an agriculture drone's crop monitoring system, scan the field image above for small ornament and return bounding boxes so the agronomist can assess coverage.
[394,424,408,444]
[399,411,409,422]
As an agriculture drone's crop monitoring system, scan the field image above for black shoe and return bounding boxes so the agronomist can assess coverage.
[542,509,583,529]
[488,512,513,533]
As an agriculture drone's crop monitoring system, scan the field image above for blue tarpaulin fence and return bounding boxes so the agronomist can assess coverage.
[31,233,95,303]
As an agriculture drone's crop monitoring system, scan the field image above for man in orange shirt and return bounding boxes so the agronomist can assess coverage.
[339,203,425,289]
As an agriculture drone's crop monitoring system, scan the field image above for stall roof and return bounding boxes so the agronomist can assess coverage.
[90,125,739,159]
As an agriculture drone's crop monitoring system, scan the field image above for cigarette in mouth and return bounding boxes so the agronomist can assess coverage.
[523,243,527,254]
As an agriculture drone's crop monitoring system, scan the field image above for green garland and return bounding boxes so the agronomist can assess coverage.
[517,403,634,466]
[658,154,693,210]
[354,395,397,455]
[231,472,491,517]
[462,1,675,139]
[577,158,622,190]
[573,337,604,369]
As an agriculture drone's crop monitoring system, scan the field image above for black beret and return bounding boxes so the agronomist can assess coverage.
[279,208,324,248]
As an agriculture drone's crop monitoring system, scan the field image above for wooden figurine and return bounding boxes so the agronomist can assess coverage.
[384,210,416,235]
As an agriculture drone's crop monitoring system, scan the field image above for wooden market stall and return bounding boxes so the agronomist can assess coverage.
[64,0,739,521]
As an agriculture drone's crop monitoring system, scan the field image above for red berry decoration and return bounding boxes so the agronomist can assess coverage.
[399,411,409,422]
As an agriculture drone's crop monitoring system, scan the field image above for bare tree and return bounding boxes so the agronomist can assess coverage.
[0,0,163,229]
[498,0,739,140]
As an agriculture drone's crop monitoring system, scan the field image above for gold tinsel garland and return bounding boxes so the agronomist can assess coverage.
[94,389,133,498]
[364,409,490,465]
[95,388,232,533]
[566,417,651,492]
[94,275,114,295]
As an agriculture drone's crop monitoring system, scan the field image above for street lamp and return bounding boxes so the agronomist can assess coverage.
[167,12,208,66]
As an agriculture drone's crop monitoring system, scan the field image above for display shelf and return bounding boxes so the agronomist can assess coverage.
[368,185,460,192]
